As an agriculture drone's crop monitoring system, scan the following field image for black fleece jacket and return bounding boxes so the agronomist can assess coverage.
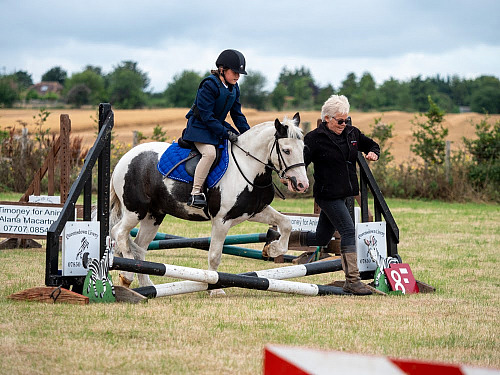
[304,121,380,200]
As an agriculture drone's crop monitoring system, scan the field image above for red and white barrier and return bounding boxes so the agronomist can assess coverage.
[263,345,499,375]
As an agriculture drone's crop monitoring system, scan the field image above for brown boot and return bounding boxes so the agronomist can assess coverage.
[341,247,372,295]
[288,231,309,248]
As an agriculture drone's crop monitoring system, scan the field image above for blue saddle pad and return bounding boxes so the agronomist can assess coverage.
[157,140,229,188]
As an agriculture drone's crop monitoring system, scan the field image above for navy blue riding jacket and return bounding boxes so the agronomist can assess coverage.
[304,121,380,200]
[183,74,250,145]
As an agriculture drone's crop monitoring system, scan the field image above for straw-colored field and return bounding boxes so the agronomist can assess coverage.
[1,108,498,164]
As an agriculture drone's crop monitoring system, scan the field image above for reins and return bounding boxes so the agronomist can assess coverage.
[230,133,305,197]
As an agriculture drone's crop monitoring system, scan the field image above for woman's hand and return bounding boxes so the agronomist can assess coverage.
[365,152,378,161]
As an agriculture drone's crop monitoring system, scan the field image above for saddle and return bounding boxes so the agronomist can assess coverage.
[157,137,229,188]
[176,137,223,176]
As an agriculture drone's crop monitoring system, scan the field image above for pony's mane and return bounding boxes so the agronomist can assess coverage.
[282,116,303,140]
[249,116,303,140]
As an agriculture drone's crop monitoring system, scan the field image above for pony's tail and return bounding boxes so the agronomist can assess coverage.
[109,178,122,231]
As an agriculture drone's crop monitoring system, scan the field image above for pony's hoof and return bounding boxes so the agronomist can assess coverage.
[119,274,133,288]
[262,243,270,258]
[267,241,285,258]
[209,289,226,297]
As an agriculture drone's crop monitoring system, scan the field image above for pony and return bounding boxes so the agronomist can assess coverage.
[109,113,309,295]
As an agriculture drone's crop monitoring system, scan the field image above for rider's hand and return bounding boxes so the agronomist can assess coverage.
[227,131,239,143]
[365,152,378,161]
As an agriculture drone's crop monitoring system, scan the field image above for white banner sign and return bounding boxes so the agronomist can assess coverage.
[355,221,387,272]
[286,215,319,232]
[0,203,62,236]
[28,195,61,204]
[62,221,100,276]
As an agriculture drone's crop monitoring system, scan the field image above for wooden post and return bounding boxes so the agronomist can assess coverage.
[47,149,55,195]
[59,115,71,203]
[133,131,139,147]
[445,140,451,183]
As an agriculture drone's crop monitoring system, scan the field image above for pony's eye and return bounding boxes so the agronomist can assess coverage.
[283,149,290,155]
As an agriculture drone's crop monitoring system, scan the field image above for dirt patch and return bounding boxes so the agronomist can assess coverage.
[1,108,497,164]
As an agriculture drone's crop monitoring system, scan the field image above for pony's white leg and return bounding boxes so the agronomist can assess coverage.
[248,206,292,258]
[132,217,163,287]
[207,219,232,297]
[110,210,140,287]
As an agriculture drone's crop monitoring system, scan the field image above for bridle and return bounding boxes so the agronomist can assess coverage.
[230,132,305,190]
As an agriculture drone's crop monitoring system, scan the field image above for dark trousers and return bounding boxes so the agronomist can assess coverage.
[305,197,355,248]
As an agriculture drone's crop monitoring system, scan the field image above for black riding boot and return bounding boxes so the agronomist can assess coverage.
[187,193,207,209]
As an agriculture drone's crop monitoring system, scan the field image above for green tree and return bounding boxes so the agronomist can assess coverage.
[271,83,287,111]
[65,67,107,106]
[314,84,335,108]
[41,66,67,84]
[410,96,449,165]
[470,76,500,114]
[291,76,313,108]
[239,70,267,110]
[0,77,19,107]
[276,66,317,108]
[66,84,91,107]
[463,117,500,191]
[378,77,402,110]
[368,117,394,184]
[339,72,358,99]
[449,75,471,106]
[409,76,432,112]
[12,71,33,90]
[164,70,202,108]
[354,72,378,111]
[107,61,149,109]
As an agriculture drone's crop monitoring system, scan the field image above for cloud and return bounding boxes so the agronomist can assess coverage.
[1,0,499,92]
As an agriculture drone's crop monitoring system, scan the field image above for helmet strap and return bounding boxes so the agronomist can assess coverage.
[219,67,226,81]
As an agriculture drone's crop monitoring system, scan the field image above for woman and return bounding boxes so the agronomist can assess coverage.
[294,94,380,295]
[183,49,250,208]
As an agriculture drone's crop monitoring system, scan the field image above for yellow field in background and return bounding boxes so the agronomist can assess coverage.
[1,108,497,164]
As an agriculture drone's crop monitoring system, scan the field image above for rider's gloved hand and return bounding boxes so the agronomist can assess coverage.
[227,131,239,143]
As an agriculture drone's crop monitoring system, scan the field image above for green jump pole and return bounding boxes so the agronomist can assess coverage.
[129,228,295,262]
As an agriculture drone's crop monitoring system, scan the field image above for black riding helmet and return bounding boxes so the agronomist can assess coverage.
[216,49,247,75]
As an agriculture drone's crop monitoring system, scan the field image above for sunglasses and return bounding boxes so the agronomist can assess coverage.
[332,117,351,125]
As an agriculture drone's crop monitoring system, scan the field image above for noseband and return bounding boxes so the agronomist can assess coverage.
[230,132,305,189]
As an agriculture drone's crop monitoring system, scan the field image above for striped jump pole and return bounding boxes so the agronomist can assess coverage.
[110,256,349,296]
[130,228,297,263]
[133,258,343,298]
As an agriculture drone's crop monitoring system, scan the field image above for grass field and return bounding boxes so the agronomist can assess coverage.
[0,197,498,374]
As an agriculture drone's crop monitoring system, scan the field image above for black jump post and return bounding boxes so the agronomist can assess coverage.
[45,103,114,293]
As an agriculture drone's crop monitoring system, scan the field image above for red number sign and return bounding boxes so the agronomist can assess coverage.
[384,263,419,294]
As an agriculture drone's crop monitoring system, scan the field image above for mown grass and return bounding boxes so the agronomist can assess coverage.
[0,198,499,374]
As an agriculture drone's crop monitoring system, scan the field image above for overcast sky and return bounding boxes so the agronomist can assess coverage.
[1,0,499,92]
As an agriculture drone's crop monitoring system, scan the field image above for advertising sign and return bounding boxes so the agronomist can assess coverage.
[62,221,100,276]
[355,221,387,272]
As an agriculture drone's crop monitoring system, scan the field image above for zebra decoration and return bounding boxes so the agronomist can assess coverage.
[82,237,115,299]
[76,237,90,261]
[365,235,402,292]
[365,235,400,270]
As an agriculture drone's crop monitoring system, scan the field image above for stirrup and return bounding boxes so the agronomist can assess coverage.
[187,193,207,209]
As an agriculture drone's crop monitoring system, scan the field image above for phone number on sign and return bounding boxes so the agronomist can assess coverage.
[2,225,49,234]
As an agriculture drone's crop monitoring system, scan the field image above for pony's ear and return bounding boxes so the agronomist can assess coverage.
[293,112,300,126]
[274,119,288,138]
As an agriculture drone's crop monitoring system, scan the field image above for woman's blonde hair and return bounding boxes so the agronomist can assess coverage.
[321,95,350,121]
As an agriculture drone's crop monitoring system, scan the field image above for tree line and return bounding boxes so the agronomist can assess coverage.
[1,61,499,113]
